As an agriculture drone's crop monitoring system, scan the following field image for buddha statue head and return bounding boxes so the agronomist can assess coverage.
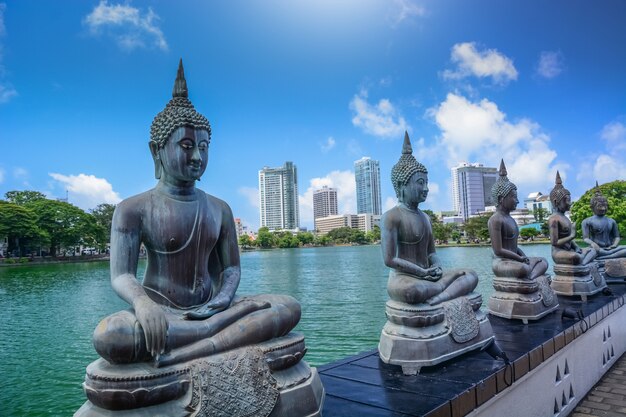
[391,132,428,207]
[492,159,518,211]
[550,171,571,212]
[149,59,212,180]
[590,181,609,216]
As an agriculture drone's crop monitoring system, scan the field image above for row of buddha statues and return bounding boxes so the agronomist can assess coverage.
[76,61,625,415]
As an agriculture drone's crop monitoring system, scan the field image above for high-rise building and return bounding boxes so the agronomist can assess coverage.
[258,162,300,231]
[313,186,338,231]
[451,162,498,220]
[354,157,382,215]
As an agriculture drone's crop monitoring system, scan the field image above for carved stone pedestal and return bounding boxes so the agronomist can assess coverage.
[551,263,606,301]
[75,333,324,417]
[597,258,626,284]
[378,293,495,375]
[488,275,559,323]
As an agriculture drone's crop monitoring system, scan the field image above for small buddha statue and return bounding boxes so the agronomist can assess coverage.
[487,160,557,322]
[548,172,596,266]
[548,172,605,299]
[582,183,626,281]
[76,60,323,417]
[378,132,494,375]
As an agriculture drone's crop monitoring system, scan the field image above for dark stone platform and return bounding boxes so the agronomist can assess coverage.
[319,285,626,417]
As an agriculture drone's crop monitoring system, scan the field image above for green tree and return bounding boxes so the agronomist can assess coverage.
[349,229,368,244]
[520,227,540,240]
[464,213,493,241]
[314,234,330,246]
[90,203,116,251]
[571,180,626,237]
[238,234,253,248]
[365,225,381,243]
[326,227,354,244]
[4,190,47,205]
[532,207,550,222]
[27,199,99,257]
[296,231,315,246]
[255,227,276,248]
[0,201,41,256]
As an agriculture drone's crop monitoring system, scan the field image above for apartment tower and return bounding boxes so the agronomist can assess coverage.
[313,186,338,231]
[258,162,300,230]
[354,157,382,215]
[451,162,498,220]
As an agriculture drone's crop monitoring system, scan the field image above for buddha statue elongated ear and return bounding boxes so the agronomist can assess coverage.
[149,140,163,179]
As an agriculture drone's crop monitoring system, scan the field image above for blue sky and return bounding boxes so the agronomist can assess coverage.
[1,0,625,230]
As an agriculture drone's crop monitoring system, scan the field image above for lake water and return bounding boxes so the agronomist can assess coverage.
[0,244,553,416]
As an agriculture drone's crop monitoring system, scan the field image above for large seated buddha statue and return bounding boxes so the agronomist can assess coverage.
[76,61,324,417]
[487,160,558,323]
[582,183,626,282]
[378,132,494,375]
[548,172,605,300]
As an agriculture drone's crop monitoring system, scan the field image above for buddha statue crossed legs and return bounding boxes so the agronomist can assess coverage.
[548,172,605,299]
[582,183,626,281]
[378,132,494,375]
[76,61,324,417]
[487,160,558,323]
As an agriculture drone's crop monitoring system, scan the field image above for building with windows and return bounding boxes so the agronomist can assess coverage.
[451,162,498,220]
[258,162,300,231]
[354,157,382,215]
[315,213,381,235]
[524,192,553,215]
[313,186,338,231]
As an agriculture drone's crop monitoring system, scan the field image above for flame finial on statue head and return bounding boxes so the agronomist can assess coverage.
[491,159,517,205]
[172,58,188,98]
[390,131,427,198]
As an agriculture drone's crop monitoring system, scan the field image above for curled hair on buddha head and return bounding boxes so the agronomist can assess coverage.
[590,181,608,210]
[150,59,212,149]
[491,159,517,205]
[549,171,570,206]
[390,131,428,198]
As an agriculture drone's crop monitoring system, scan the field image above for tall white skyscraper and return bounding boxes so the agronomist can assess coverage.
[313,186,338,231]
[354,157,382,215]
[258,162,300,230]
[451,162,498,220]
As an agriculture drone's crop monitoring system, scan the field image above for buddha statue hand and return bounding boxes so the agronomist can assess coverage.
[521,256,530,264]
[183,293,234,320]
[134,296,169,358]
[427,266,443,279]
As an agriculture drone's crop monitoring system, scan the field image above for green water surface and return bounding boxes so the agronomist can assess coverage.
[0,244,553,416]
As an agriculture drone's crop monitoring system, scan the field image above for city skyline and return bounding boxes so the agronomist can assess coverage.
[1,1,625,231]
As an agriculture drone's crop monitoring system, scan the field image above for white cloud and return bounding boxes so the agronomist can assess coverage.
[13,167,27,179]
[0,167,4,184]
[578,121,626,185]
[298,170,356,226]
[320,136,336,153]
[84,1,168,52]
[430,93,561,190]
[601,121,626,151]
[238,186,259,209]
[49,173,122,210]
[389,0,426,26]
[536,51,564,79]
[442,42,518,85]
[350,90,409,138]
[592,154,626,184]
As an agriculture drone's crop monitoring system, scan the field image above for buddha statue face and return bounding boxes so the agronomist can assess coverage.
[500,189,518,212]
[151,126,210,184]
[592,197,608,216]
[556,192,571,213]
[400,172,429,208]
